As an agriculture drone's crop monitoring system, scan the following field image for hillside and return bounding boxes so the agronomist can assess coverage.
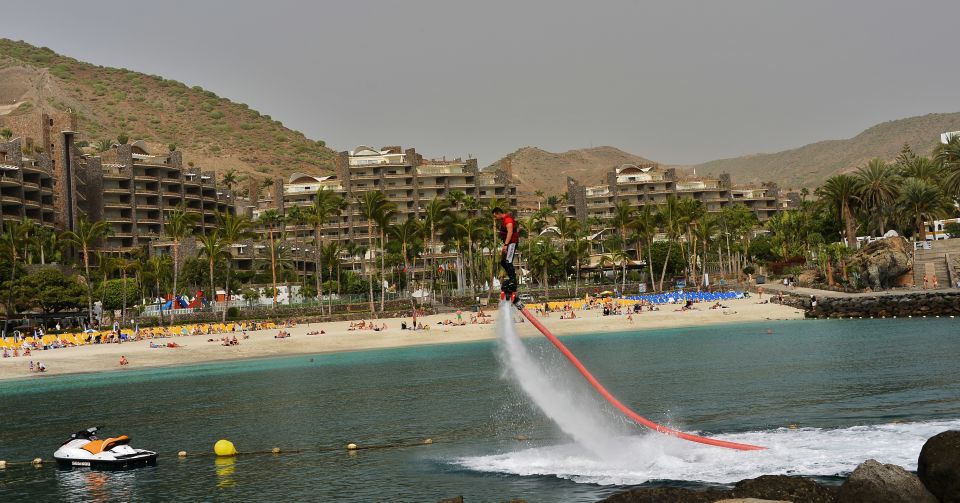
[695,112,960,188]
[0,39,336,181]
[487,146,656,199]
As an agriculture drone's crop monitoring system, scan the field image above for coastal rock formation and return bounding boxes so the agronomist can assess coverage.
[598,486,723,502]
[599,475,836,503]
[836,459,936,503]
[849,237,912,291]
[917,430,960,502]
[727,475,836,503]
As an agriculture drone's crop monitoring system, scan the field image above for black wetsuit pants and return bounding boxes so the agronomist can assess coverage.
[500,243,517,292]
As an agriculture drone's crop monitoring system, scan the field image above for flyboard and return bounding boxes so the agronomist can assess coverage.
[504,295,765,451]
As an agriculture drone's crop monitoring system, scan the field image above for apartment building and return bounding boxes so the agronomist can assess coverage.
[246,145,518,273]
[257,145,516,237]
[567,163,787,224]
[82,141,234,255]
[0,137,57,229]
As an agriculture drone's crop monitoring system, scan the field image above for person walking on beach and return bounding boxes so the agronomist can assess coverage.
[493,207,520,303]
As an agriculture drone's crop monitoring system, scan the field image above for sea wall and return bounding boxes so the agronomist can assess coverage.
[808,292,960,319]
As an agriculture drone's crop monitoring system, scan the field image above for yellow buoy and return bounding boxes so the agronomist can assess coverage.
[788,424,798,429]
[271,447,281,454]
[32,457,43,466]
[214,439,238,457]
[178,451,188,458]
[0,460,6,469]
[346,443,358,450]
[423,438,433,445]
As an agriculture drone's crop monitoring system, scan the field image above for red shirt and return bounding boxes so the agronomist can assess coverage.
[498,214,519,244]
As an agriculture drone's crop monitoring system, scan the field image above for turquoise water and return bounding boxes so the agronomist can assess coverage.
[1,318,959,502]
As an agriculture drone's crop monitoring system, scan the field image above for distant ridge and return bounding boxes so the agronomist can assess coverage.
[694,112,960,188]
[486,146,656,199]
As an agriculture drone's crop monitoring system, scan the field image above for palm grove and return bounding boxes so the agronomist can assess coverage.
[1,137,958,323]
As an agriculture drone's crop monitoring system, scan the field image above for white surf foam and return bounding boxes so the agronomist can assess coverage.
[457,419,960,485]
[479,302,960,485]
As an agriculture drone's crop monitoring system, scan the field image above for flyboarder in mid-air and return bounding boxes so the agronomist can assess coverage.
[493,207,520,304]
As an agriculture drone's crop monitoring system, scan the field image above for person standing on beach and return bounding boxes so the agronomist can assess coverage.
[493,207,520,303]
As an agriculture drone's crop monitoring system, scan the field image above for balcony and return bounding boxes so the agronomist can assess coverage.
[103,187,130,194]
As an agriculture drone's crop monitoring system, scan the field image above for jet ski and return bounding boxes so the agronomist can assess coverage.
[54,426,158,470]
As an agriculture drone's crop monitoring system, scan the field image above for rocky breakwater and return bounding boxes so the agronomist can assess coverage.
[595,430,959,503]
[807,291,960,318]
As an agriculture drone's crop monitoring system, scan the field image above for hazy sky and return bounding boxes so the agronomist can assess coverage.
[5,0,960,165]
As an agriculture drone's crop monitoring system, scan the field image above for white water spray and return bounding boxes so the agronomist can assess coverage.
[495,301,648,459]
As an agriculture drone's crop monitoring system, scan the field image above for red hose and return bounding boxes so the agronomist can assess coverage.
[518,306,765,451]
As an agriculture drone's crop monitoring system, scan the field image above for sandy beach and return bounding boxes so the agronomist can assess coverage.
[0,298,803,381]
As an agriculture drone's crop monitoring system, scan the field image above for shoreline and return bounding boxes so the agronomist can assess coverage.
[0,298,804,383]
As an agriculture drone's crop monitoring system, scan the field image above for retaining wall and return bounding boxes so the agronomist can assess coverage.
[808,291,960,318]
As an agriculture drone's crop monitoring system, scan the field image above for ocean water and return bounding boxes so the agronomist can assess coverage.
[1,314,959,502]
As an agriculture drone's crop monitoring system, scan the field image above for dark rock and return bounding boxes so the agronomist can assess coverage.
[729,475,836,503]
[837,459,936,503]
[598,487,725,503]
[438,497,463,503]
[918,430,960,502]
[849,237,912,290]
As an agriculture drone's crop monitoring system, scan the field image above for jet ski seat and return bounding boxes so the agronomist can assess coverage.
[81,435,130,455]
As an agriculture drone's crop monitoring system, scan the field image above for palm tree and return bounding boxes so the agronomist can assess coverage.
[527,237,561,300]
[445,190,466,213]
[96,252,118,312]
[569,229,590,296]
[257,209,283,309]
[357,191,391,315]
[118,258,140,324]
[197,230,229,310]
[553,212,579,293]
[899,156,943,185]
[897,179,952,241]
[62,216,112,325]
[454,216,485,293]
[373,201,398,312]
[0,221,30,319]
[217,212,252,321]
[390,217,421,294]
[816,174,860,248]
[611,200,636,254]
[422,196,450,297]
[693,214,717,290]
[164,205,199,320]
[221,169,241,192]
[935,134,960,195]
[633,205,657,291]
[146,254,172,301]
[486,197,509,299]
[854,158,900,235]
[656,196,680,290]
[304,188,343,313]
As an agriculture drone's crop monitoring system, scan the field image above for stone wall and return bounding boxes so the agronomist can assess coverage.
[808,292,960,318]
